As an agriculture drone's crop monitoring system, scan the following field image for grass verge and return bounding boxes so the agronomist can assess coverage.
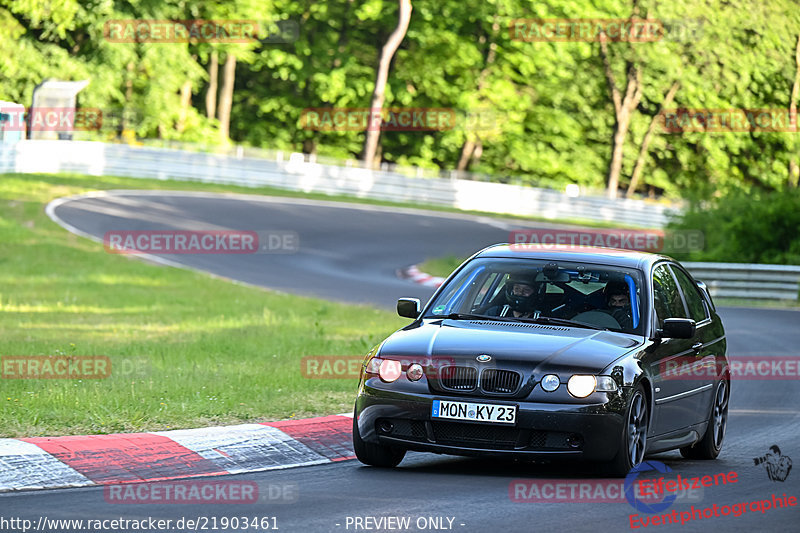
[0,172,409,437]
[418,256,468,279]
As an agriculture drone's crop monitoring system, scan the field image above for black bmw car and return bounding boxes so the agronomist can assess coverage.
[353,244,729,476]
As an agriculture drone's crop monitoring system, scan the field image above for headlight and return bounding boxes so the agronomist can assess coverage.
[567,375,596,398]
[365,357,382,374]
[596,376,618,392]
[378,359,402,382]
[540,374,560,392]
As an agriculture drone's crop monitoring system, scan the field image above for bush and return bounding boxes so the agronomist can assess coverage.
[667,189,800,265]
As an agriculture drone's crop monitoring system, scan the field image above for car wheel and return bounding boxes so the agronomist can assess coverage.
[606,383,649,477]
[680,379,729,460]
[352,412,406,467]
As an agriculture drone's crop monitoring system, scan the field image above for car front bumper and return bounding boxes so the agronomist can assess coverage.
[355,379,629,461]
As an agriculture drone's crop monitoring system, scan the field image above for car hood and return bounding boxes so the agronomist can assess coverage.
[379,319,643,376]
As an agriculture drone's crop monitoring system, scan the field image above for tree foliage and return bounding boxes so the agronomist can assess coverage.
[2,0,799,199]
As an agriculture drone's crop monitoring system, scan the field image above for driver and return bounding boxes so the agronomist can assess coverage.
[603,281,634,330]
[487,274,542,318]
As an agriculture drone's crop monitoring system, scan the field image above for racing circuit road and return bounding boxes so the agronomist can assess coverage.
[2,190,798,532]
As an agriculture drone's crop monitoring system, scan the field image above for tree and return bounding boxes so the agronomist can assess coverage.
[362,0,412,168]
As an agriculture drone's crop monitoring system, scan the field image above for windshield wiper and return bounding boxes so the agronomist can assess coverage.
[515,316,606,330]
[433,313,606,331]
[435,313,499,321]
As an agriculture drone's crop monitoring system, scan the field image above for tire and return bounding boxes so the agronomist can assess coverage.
[606,383,649,477]
[352,411,406,467]
[680,378,729,460]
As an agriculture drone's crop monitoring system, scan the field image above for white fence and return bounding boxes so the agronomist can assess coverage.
[684,262,800,300]
[0,140,675,227]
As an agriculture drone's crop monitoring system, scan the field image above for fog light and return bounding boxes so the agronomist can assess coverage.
[567,434,583,448]
[567,375,596,398]
[379,359,402,382]
[407,363,424,381]
[378,420,394,434]
[541,374,560,392]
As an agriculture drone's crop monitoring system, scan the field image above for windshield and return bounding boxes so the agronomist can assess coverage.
[424,257,644,335]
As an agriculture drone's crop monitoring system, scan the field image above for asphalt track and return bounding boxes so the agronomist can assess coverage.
[3,191,798,532]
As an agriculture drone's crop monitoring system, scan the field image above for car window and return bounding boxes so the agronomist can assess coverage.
[471,272,500,308]
[652,264,687,327]
[670,265,708,322]
[423,257,644,334]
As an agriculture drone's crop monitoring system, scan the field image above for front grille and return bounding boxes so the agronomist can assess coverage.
[530,430,577,450]
[529,430,547,448]
[431,421,521,449]
[480,369,521,394]
[383,419,427,440]
[438,366,478,391]
[381,418,583,452]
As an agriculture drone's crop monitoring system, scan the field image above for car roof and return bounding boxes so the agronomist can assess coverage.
[474,243,673,271]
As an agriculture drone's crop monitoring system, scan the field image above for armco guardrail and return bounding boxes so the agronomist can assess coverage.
[684,262,800,300]
[0,140,676,227]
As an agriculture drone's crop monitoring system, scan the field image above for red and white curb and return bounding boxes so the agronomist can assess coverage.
[0,413,354,493]
[397,265,445,288]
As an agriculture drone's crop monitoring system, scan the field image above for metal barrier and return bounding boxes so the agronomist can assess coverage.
[1,140,676,227]
[684,262,800,300]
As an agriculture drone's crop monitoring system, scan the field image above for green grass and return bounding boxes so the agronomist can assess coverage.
[418,256,468,279]
[0,172,409,437]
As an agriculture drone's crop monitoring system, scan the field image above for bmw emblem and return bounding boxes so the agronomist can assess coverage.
[476,354,492,363]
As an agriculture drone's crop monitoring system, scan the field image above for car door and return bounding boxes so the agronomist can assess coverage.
[669,264,718,411]
[646,263,710,436]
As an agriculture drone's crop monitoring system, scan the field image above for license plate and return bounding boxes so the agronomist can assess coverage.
[431,399,516,424]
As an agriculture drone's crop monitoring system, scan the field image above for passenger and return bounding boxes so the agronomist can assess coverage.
[603,281,634,330]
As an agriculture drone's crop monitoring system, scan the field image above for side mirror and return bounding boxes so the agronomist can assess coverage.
[397,298,421,319]
[658,318,696,339]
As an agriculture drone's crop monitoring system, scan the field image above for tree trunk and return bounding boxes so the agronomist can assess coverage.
[607,113,632,198]
[122,61,135,138]
[206,51,218,120]
[218,52,237,142]
[790,35,800,187]
[362,0,412,168]
[456,139,476,171]
[456,17,499,171]
[627,81,679,197]
[598,16,642,198]
[176,80,192,133]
